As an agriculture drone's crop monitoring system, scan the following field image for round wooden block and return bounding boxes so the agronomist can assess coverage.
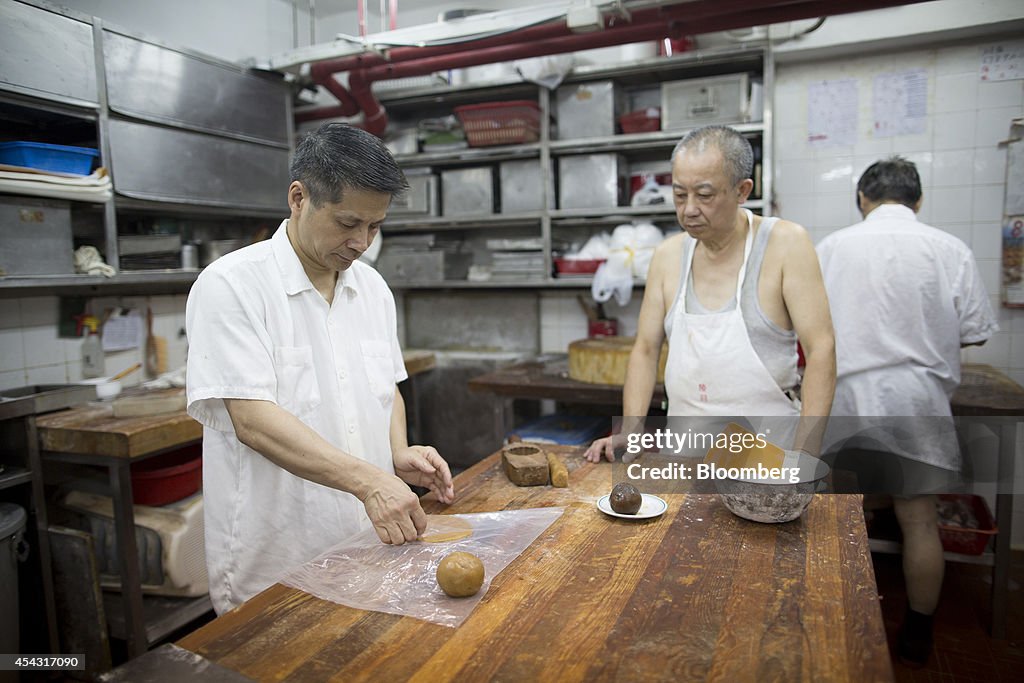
[568,336,667,386]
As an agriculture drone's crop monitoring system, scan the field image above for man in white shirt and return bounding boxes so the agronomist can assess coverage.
[816,156,997,666]
[186,123,455,614]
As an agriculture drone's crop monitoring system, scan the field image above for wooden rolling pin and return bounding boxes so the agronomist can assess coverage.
[547,452,569,488]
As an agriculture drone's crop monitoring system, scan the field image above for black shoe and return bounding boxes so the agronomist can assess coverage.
[897,609,934,668]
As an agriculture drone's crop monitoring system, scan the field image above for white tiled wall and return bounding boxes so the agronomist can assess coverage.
[0,294,189,391]
[539,290,643,353]
[774,44,1024,380]
[774,42,1024,547]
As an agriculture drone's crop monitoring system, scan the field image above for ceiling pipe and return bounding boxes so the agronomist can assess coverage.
[297,0,926,133]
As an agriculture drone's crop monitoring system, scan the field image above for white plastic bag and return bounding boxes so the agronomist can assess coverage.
[591,223,665,305]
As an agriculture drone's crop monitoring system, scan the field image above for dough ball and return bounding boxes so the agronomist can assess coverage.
[436,551,485,598]
[610,482,642,515]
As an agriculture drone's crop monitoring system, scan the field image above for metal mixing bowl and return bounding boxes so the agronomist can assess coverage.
[714,451,830,524]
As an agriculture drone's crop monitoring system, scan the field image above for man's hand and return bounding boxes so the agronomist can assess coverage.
[394,445,455,505]
[360,472,429,545]
[584,433,632,463]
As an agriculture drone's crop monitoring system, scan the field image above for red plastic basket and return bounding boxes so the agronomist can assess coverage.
[453,100,541,147]
[130,444,202,506]
[937,494,997,555]
[619,108,661,134]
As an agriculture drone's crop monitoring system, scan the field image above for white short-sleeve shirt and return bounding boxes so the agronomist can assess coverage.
[816,204,998,468]
[186,220,407,613]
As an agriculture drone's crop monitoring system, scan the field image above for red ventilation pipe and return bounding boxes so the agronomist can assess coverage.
[298,0,926,135]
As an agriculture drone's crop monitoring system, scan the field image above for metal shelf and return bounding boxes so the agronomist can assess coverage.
[114,197,285,219]
[389,278,647,291]
[868,537,995,567]
[393,142,541,167]
[103,592,213,646]
[0,465,33,491]
[385,212,543,232]
[549,123,764,155]
[0,270,199,296]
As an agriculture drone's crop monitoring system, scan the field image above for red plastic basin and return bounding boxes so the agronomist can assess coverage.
[130,444,202,507]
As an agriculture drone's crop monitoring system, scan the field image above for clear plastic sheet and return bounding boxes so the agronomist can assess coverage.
[279,507,564,628]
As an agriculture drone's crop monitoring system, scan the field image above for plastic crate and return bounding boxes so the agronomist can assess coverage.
[937,494,997,556]
[619,107,661,134]
[0,141,99,175]
[453,100,541,147]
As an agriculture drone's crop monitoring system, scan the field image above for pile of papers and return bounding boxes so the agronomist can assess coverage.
[0,164,112,202]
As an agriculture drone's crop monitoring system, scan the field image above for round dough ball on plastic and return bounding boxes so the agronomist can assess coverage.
[436,551,485,598]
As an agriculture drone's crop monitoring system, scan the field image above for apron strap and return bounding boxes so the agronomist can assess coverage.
[681,209,755,305]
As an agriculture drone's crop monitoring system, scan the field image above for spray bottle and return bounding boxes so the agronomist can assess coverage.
[76,315,105,379]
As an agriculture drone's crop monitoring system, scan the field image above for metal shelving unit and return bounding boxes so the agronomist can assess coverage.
[0,0,292,298]
[374,45,772,291]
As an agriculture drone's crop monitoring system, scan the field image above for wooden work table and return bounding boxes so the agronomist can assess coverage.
[179,445,892,682]
[470,357,1024,639]
[35,390,206,660]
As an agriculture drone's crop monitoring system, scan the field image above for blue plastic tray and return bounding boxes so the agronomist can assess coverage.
[508,413,609,446]
[0,141,99,175]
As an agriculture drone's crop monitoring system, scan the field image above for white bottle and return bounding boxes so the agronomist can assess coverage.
[81,317,106,379]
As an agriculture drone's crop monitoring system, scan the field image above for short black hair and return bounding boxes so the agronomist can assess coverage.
[671,125,754,186]
[857,156,922,209]
[290,123,409,207]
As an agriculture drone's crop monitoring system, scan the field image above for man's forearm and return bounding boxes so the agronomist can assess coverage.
[793,342,835,455]
[622,345,660,422]
[225,398,377,499]
[390,387,409,453]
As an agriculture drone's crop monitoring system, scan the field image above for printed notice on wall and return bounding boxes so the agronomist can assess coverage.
[980,40,1024,82]
[873,69,928,137]
[807,79,858,147]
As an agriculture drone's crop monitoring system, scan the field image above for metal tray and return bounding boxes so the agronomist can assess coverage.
[0,384,97,421]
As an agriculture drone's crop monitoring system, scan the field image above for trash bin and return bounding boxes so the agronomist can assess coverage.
[1,503,27,679]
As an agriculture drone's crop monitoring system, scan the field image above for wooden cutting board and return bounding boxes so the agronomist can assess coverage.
[568,336,667,385]
[112,389,187,418]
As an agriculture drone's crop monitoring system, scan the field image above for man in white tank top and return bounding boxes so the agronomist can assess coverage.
[585,125,835,460]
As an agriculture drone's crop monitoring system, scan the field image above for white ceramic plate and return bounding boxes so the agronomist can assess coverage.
[597,493,668,520]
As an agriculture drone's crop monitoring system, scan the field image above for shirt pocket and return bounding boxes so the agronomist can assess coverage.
[359,340,396,412]
[273,345,321,417]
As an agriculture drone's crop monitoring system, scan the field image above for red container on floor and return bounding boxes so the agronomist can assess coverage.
[937,494,997,555]
[130,443,202,506]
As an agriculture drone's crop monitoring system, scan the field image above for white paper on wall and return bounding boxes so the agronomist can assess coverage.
[101,308,144,352]
[807,79,858,147]
[873,68,928,137]
[979,40,1024,82]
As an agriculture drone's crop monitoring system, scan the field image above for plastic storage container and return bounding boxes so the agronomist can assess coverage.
[937,494,998,555]
[0,141,99,175]
[453,101,541,147]
[619,107,662,134]
[508,414,609,445]
[1,504,27,666]
[130,444,202,506]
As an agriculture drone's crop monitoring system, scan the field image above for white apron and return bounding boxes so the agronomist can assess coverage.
[664,211,800,450]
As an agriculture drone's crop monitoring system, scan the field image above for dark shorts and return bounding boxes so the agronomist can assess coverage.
[823,448,962,497]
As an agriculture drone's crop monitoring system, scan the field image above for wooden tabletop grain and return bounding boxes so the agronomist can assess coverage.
[178,445,892,682]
